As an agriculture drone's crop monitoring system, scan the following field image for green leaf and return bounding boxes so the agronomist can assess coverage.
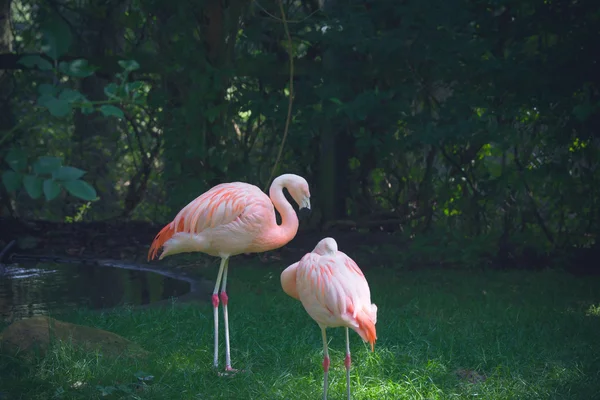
[52,166,86,181]
[118,59,140,72]
[63,179,97,201]
[18,55,53,71]
[125,81,145,96]
[23,175,43,199]
[38,83,58,96]
[329,97,344,105]
[33,156,62,175]
[486,161,503,178]
[40,14,73,60]
[58,59,97,78]
[37,94,55,107]
[44,97,72,117]
[2,170,21,192]
[99,105,124,119]
[104,83,119,99]
[5,148,27,171]
[43,179,61,201]
[58,88,83,103]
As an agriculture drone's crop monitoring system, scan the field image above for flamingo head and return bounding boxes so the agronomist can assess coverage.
[275,174,311,215]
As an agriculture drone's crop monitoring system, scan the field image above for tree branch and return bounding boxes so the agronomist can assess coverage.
[0,52,311,78]
[263,0,294,191]
[438,144,482,196]
[513,145,555,245]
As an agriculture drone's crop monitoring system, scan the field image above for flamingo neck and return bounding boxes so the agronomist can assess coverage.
[267,178,299,248]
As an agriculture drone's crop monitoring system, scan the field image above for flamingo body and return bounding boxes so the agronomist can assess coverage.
[148,174,311,372]
[149,182,290,259]
[281,237,377,399]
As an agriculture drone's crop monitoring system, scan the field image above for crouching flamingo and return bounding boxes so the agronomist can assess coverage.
[281,237,378,399]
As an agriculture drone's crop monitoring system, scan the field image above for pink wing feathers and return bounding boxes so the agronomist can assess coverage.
[281,261,300,300]
[148,182,268,260]
[294,250,378,351]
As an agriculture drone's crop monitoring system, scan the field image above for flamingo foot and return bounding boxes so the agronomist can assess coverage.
[217,366,246,377]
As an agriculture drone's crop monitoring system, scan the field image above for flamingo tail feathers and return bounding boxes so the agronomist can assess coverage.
[355,308,377,352]
[148,223,175,261]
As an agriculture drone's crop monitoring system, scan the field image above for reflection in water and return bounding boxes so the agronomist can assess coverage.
[0,262,191,321]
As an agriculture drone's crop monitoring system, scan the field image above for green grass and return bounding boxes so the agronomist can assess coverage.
[1,265,600,399]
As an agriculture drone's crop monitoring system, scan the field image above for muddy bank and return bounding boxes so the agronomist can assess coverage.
[0,218,404,267]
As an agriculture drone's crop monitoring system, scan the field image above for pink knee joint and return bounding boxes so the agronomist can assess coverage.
[211,294,219,308]
[220,291,229,306]
[323,356,330,372]
[344,354,351,370]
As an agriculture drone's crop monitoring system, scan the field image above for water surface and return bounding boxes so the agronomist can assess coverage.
[0,262,191,321]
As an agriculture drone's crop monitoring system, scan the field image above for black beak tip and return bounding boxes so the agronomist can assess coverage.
[298,207,311,219]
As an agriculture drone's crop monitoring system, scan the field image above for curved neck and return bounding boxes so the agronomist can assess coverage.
[268,179,299,247]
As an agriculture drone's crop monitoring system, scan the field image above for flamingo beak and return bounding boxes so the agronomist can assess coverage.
[299,197,311,219]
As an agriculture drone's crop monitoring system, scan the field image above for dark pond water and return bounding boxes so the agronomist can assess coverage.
[0,262,191,321]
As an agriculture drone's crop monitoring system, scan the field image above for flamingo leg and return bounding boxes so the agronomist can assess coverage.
[212,257,227,368]
[219,258,233,371]
[321,327,330,400]
[345,327,351,400]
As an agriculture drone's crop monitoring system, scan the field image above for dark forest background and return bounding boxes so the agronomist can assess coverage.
[1,0,599,270]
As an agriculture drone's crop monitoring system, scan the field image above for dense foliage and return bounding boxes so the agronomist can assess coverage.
[1,0,599,267]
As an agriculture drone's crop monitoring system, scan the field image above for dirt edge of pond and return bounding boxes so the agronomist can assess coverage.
[2,217,597,275]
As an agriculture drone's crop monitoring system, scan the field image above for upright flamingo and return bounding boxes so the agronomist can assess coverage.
[148,174,311,372]
[281,237,378,400]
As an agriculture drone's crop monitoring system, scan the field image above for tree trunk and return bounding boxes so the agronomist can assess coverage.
[147,0,249,214]
[0,0,14,132]
[0,0,15,216]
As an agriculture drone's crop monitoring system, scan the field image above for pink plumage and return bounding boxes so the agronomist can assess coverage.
[148,178,309,260]
[281,237,377,399]
[148,173,311,373]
